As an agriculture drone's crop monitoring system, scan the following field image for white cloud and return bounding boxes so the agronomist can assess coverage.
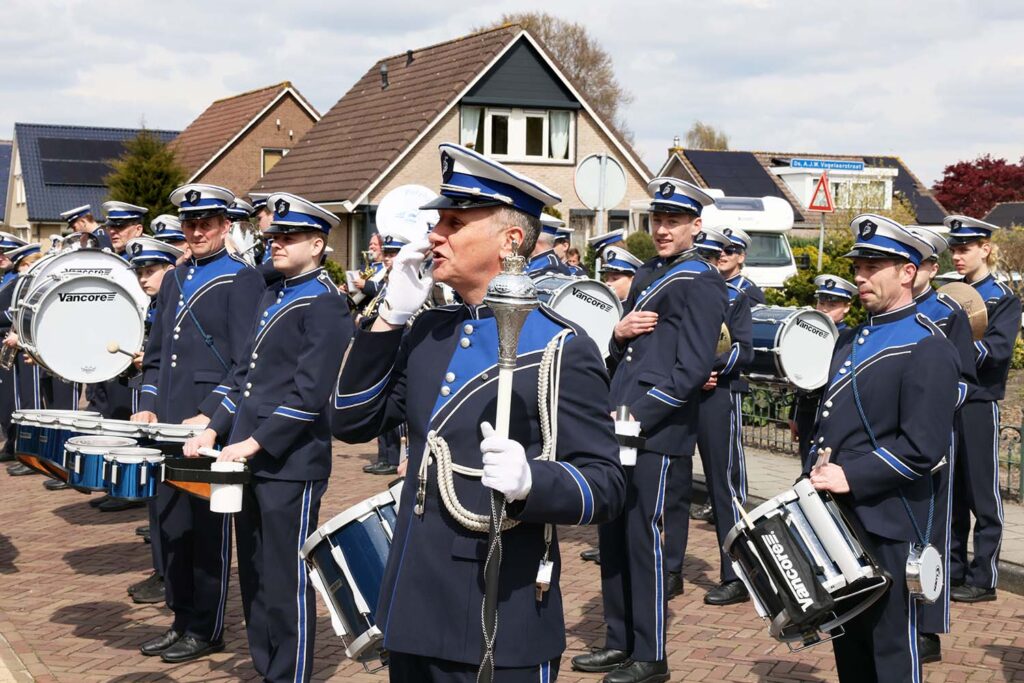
[0,0,1021,186]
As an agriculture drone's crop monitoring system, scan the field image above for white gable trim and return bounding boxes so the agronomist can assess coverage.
[657,151,686,178]
[187,86,322,183]
[344,30,650,210]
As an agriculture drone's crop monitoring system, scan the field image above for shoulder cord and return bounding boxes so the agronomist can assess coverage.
[849,338,934,546]
[421,330,570,533]
[174,268,230,372]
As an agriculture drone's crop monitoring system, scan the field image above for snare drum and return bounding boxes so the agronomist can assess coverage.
[533,275,622,357]
[12,411,45,473]
[724,478,889,649]
[32,410,102,474]
[65,436,138,492]
[140,422,202,445]
[748,306,838,391]
[104,448,164,500]
[301,483,402,662]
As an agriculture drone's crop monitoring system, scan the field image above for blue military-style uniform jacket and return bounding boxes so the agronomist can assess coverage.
[728,273,765,306]
[914,287,978,394]
[527,249,571,277]
[608,249,728,456]
[138,248,263,422]
[808,304,960,542]
[208,268,352,480]
[718,283,755,393]
[331,303,625,667]
[968,274,1021,402]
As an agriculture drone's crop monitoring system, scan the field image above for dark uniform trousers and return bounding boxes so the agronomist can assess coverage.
[332,303,624,674]
[138,248,264,642]
[950,274,1020,590]
[377,424,404,467]
[389,651,559,683]
[602,251,727,662]
[207,267,351,682]
[664,284,753,583]
[913,289,976,634]
[0,273,19,451]
[807,303,959,682]
[45,375,82,410]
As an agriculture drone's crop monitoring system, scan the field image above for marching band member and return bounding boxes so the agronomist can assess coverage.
[716,227,765,305]
[600,246,642,302]
[573,178,727,683]
[60,204,102,234]
[549,218,585,276]
[355,233,386,300]
[186,192,352,683]
[123,237,185,605]
[946,215,1022,604]
[131,183,263,663]
[527,214,573,277]
[905,225,977,663]
[332,143,624,682]
[152,214,187,243]
[0,233,27,465]
[1,242,41,474]
[791,275,856,468]
[663,226,754,606]
[808,215,959,682]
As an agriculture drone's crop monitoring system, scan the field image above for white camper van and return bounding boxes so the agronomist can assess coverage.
[701,193,797,289]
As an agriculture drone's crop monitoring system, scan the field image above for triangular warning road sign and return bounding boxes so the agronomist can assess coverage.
[807,171,835,213]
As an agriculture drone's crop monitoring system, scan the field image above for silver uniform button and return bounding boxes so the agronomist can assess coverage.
[171,354,177,361]
[818,437,824,444]
[189,268,195,274]
[174,326,181,333]
[186,275,193,280]
[627,347,633,353]
[245,383,252,389]
[243,391,250,398]
[825,400,833,408]
[857,338,865,345]
[844,360,851,367]
[263,311,269,317]
[862,329,870,336]
[464,324,474,335]
[822,411,830,418]
[445,372,455,382]
[171,362,177,368]
[481,373,489,380]
[249,362,256,369]
[626,355,632,362]
[839,368,847,374]
[440,386,451,396]
[173,334,179,340]
[251,353,258,360]
[260,321,266,326]
[460,338,471,348]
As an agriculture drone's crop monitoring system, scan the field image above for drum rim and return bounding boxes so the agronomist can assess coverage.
[750,306,838,391]
[106,447,163,459]
[65,435,138,453]
[300,489,398,558]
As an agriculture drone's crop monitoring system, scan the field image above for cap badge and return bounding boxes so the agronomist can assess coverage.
[723,228,733,236]
[606,248,617,261]
[950,219,962,230]
[694,231,707,244]
[825,278,835,289]
[659,182,675,198]
[275,198,290,217]
[154,222,164,231]
[858,219,877,239]
[131,243,143,256]
[441,152,454,183]
[185,189,200,205]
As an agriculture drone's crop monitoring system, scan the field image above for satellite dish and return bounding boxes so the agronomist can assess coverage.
[375,184,439,244]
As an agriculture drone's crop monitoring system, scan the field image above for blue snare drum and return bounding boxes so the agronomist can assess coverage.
[749,306,839,391]
[34,410,101,473]
[300,483,401,662]
[104,448,164,500]
[66,436,138,492]
[12,411,44,463]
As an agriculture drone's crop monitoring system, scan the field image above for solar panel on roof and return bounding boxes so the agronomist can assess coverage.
[684,150,804,221]
[37,138,126,162]
[863,157,946,224]
[41,159,112,186]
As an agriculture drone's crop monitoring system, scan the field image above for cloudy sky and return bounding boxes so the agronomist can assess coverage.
[2,0,1021,185]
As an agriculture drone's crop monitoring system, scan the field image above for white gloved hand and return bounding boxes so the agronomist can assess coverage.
[379,237,434,326]
[479,421,532,502]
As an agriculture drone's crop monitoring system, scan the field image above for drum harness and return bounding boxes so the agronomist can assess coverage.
[419,328,571,599]
[848,338,941,601]
[174,269,230,372]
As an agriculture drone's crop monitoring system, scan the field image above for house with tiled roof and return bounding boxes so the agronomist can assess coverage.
[3,124,177,243]
[253,25,652,266]
[170,81,319,195]
[0,141,11,225]
[659,147,946,229]
[984,201,1024,228]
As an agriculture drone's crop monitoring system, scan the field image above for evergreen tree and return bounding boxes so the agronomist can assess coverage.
[104,130,186,224]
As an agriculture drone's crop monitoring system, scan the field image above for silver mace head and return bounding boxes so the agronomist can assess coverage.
[483,239,539,369]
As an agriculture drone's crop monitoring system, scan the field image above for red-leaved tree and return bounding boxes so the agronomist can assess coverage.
[932,155,1024,217]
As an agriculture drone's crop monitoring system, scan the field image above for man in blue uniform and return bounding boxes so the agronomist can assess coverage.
[946,215,1021,604]
[716,226,765,305]
[790,275,856,468]
[663,226,754,606]
[0,241,40,473]
[600,247,642,303]
[528,216,573,277]
[808,214,960,683]
[131,183,264,663]
[546,217,584,276]
[332,143,625,683]
[186,192,351,683]
[573,177,727,683]
[0,233,27,464]
[60,204,102,235]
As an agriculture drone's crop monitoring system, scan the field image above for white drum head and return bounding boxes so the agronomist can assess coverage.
[544,279,623,357]
[13,248,148,311]
[25,275,145,383]
[777,310,838,391]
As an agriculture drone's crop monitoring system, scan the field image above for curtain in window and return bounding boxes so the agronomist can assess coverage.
[461,107,482,150]
[549,111,571,159]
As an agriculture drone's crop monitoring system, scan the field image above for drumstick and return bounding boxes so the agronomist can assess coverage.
[106,341,136,358]
[814,446,833,470]
[197,447,219,458]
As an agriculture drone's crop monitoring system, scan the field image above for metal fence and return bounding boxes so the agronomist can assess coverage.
[740,382,1024,501]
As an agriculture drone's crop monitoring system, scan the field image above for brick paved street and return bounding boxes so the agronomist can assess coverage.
[1,441,1023,682]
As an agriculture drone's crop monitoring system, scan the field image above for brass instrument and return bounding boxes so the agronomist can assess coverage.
[0,336,20,370]
[359,250,376,279]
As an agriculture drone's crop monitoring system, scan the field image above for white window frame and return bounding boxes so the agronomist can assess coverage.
[465,106,575,164]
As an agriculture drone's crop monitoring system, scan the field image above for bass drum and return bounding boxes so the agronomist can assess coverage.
[748,306,838,391]
[12,247,149,316]
[16,274,146,383]
[533,275,623,358]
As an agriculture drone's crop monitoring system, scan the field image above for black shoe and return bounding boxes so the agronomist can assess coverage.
[98,498,146,512]
[364,461,398,475]
[604,660,670,683]
[571,648,631,673]
[580,548,601,564]
[135,525,149,537]
[128,571,161,595]
[44,478,69,491]
[142,531,151,544]
[132,574,165,604]
[159,635,225,663]
[665,571,684,599]
[0,451,13,462]
[140,628,181,656]
[950,584,996,603]
[919,633,941,664]
[690,502,713,522]
[705,580,749,605]
[7,463,37,476]
[89,494,111,508]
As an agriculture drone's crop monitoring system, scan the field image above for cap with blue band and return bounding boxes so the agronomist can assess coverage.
[60,205,93,225]
[103,201,148,226]
[647,176,713,216]
[170,183,235,219]
[127,236,184,268]
[600,246,642,274]
[265,193,339,235]
[944,214,1000,245]
[814,274,857,300]
[845,213,932,266]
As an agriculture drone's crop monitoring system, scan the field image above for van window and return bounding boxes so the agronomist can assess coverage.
[746,233,793,267]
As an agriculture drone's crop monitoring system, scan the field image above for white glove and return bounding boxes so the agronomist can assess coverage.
[379,237,434,326]
[479,421,532,502]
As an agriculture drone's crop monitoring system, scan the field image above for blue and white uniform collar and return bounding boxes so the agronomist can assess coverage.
[865,301,916,327]
[913,287,937,305]
[191,247,228,267]
[281,267,324,288]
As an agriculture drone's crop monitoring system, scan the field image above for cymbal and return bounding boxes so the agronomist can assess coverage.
[938,282,988,340]
[716,323,732,356]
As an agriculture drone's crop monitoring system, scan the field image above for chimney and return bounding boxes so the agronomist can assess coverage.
[672,135,680,148]
[406,49,414,66]
[380,63,389,89]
